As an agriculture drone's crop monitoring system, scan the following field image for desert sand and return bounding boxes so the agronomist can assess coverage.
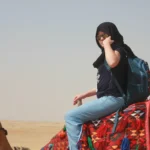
[1,120,65,150]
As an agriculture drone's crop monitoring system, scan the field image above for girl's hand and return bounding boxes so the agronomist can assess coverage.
[103,36,114,46]
[73,94,84,105]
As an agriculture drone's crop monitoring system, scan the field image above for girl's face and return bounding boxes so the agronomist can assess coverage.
[96,31,109,47]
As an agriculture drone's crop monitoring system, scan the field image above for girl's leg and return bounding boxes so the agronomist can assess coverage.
[64,96,124,150]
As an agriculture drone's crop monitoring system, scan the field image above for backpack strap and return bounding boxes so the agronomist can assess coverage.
[104,60,127,134]
[104,60,127,102]
[111,109,120,134]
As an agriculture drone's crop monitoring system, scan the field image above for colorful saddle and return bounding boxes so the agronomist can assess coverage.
[41,101,150,150]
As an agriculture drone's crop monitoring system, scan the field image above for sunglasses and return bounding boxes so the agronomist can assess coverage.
[96,34,109,41]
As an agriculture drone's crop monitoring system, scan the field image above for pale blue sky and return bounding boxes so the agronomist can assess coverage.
[0,1,150,121]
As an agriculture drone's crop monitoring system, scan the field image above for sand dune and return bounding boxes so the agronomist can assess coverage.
[1,120,64,150]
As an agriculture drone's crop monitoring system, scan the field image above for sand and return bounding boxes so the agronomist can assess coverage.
[1,120,64,150]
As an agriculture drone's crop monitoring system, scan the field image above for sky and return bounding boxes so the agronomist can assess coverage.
[0,0,150,122]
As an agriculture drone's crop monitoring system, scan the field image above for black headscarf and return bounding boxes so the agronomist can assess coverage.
[93,22,135,68]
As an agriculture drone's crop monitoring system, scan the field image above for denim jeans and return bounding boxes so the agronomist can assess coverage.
[64,96,124,150]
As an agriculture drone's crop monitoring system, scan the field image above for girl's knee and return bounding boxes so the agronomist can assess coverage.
[64,110,73,121]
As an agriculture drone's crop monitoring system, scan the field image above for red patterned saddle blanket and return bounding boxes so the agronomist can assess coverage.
[41,101,150,150]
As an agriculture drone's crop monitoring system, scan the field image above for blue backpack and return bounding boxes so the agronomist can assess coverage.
[105,55,150,107]
[105,53,150,133]
[124,57,150,106]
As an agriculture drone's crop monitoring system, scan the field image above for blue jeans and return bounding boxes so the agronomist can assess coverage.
[64,96,124,150]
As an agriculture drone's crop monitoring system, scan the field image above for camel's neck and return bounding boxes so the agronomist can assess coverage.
[0,123,12,150]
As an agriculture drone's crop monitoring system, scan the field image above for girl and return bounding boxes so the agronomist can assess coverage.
[64,22,135,150]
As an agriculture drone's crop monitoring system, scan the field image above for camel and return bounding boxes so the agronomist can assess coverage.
[0,122,30,150]
[0,122,12,150]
